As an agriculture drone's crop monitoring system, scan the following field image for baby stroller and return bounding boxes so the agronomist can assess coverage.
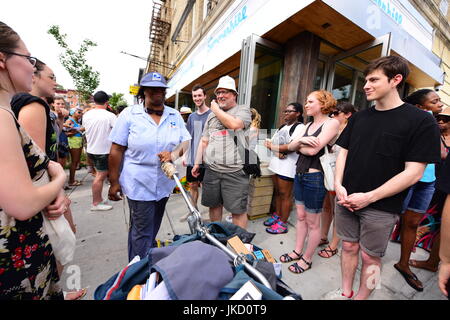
[94,163,301,300]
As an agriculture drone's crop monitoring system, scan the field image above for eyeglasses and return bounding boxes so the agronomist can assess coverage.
[283,110,297,114]
[216,90,231,96]
[436,116,450,123]
[1,50,37,67]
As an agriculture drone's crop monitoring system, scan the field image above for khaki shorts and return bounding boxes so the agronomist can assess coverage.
[201,167,249,214]
[335,204,399,257]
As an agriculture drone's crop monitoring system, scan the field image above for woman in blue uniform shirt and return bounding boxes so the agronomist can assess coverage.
[108,72,191,261]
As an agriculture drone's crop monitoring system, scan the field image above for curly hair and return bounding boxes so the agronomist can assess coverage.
[250,108,261,129]
[404,89,434,107]
[309,90,337,114]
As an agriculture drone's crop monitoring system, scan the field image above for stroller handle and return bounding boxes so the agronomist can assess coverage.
[161,162,272,290]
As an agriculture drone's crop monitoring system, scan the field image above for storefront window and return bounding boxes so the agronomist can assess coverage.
[332,63,353,103]
[313,60,325,91]
[250,44,283,130]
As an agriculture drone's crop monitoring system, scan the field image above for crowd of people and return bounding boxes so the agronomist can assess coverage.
[1,21,450,300]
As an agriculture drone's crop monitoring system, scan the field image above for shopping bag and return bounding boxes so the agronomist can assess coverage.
[319,145,337,191]
[36,171,76,265]
[42,214,76,265]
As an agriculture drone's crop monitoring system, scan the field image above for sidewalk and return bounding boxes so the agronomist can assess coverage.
[61,168,445,300]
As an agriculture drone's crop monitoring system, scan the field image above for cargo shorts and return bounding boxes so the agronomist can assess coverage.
[335,204,399,257]
[201,167,249,214]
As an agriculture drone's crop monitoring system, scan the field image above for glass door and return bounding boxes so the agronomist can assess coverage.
[326,34,391,110]
[239,34,283,130]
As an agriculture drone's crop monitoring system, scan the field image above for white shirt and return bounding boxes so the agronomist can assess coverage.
[83,108,117,154]
[268,123,305,178]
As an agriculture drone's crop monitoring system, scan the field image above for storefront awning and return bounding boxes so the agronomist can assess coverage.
[166,0,315,99]
[323,0,445,85]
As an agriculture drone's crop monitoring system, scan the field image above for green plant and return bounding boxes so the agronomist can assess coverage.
[109,92,128,111]
[48,25,100,103]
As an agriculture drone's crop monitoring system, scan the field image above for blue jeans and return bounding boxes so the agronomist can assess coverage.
[294,172,327,214]
[127,197,169,261]
[402,181,435,214]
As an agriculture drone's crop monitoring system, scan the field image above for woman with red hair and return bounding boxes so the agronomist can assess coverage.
[279,90,340,274]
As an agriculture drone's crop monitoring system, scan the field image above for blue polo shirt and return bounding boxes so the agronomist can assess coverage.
[109,104,191,201]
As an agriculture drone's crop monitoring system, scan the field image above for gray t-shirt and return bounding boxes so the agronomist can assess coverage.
[202,104,252,173]
[186,109,212,166]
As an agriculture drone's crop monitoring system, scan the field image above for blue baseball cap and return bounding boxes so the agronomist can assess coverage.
[140,72,168,88]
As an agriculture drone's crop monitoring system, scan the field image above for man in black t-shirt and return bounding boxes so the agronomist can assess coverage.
[323,56,441,300]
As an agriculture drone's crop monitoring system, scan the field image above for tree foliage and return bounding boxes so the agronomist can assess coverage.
[109,92,128,110]
[48,25,100,103]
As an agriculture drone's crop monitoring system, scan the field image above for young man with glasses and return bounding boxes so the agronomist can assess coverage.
[191,75,252,228]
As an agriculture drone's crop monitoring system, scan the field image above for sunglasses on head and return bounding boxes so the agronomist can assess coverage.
[436,115,450,123]
[330,110,341,117]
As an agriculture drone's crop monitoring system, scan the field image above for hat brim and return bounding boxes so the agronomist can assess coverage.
[140,81,169,88]
[214,87,238,95]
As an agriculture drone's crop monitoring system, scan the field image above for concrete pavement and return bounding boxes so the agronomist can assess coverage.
[60,168,446,300]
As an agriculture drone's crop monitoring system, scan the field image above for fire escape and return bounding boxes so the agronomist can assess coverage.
[148,0,174,76]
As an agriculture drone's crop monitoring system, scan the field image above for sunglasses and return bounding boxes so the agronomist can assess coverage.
[436,116,450,123]
[330,110,341,117]
[283,110,297,114]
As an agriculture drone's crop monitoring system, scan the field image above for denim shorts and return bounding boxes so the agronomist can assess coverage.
[402,181,435,214]
[294,172,327,214]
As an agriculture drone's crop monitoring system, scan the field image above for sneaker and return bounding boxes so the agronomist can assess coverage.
[91,204,113,211]
[321,288,353,300]
[225,215,233,223]
[263,213,280,226]
[266,220,288,234]
[101,199,111,206]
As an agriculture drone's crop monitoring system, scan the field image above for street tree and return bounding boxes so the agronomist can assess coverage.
[48,25,100,103]
[109,92,128,111]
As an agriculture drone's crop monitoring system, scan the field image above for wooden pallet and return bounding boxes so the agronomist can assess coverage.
[248,213,270,221]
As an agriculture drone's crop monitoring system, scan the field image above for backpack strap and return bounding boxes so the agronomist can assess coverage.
[289,122,300,137]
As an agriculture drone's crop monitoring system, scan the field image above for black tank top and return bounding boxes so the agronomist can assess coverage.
[296,122,325,174]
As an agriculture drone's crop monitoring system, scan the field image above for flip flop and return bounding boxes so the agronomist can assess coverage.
[69,180,82,186]
[408,259,438,272]
[394,264,423,292]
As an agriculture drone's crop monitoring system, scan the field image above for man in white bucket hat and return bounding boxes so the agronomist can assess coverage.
[191,75,252,228]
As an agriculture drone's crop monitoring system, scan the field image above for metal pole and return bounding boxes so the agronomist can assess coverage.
[166,164,272,290]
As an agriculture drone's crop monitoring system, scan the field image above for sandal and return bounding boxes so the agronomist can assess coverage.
[64,288,87,300]
[279,250,302,263]
[69,180,82,186]
[319,238,329,246]
[266,221,288,234]
[288,257,312,274]
[318,246,338,258]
